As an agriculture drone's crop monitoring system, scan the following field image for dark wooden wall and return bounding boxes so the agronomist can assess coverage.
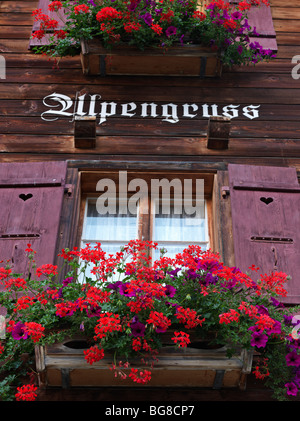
[0,0,299,171]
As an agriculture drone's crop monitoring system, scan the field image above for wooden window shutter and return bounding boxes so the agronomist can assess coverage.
[29,0,66,48]
[228,1,277,53]
[227,164,300,304]
[0,161,74,278]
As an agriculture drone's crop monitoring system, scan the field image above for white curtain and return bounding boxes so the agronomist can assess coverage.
[153,204,208,259]
[80,200,138,280]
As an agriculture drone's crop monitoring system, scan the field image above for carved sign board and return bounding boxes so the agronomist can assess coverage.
[40,92,261,125]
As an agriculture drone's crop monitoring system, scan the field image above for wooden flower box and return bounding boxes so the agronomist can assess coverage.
[35,338,253,390]
[80,39,222,78]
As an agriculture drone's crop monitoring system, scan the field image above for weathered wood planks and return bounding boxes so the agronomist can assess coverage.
[0,0,299,162]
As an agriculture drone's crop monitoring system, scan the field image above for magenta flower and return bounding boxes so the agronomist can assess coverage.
[130,318,146,337]
[164,284,176,298]
[142,12,152,26]
[250,332,268,348]
[285,382,298,396]
[62,277,73,287]
[108,281,122,291]
[165,26,177,37]
[11,322,29,340]
[267,320,281,335]
[119,283,136,297]
[256,305,269,315]
[231,11,242,20]
[286,352,300,367]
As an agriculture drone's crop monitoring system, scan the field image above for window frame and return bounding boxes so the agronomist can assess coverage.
[77,170,215,260]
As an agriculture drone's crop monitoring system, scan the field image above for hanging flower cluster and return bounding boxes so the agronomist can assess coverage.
[0,240,299,401]
[31,0,276,67]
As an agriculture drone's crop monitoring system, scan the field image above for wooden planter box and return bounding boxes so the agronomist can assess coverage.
[80,39,222,77]
[35,338,253,390]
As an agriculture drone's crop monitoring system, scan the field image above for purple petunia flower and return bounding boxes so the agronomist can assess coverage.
[128,0,141,11]
[11,322,29,341]
[164,284,176,298]
[118,283,136,297]
[250,332,268,348]
[251,26,260,37]
[231,11,242,20]
[256,305,269,315]
[294,370,300,386]
[167,268,180,278]
[242,18,251,31]
[165,26,177,37]
[107,281,123,291]
[271,297,284,308]
[62,277,73,287]
[286,352,300,367]
[285,382,298,396]
[266,320,282,335]
[237,45,243,55]
[222,10,230,20]
[57,277,74,298]
[197,259,222,272]
[204,272,218,285]
[130,317,146,337]
[142,12,152,26]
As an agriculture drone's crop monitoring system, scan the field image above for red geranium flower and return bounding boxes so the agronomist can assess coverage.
[15,384,38,401]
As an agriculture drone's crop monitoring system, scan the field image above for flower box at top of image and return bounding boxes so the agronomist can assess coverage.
[30,0,276,76]
[80,39,222,77]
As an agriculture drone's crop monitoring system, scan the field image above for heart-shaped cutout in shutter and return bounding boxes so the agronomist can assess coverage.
[260,197,273,205]
[19,193,33,202]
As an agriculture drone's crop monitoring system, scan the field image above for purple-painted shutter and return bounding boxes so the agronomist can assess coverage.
[29,0,66,48]
[228,164,300,304]
[0,161,67,277]
[228,1,277,52]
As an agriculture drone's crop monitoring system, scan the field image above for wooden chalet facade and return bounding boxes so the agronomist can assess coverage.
[0,0,300,401]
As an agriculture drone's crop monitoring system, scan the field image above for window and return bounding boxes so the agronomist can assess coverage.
[79,171,210,264]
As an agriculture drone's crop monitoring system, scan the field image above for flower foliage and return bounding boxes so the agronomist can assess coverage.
[31,0,276,67]
[0,240,299,401]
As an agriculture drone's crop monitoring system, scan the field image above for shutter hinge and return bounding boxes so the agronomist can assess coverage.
[221,186,230,198]
[64,184,73,196]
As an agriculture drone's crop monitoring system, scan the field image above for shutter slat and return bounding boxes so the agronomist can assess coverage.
[228,164,300,304]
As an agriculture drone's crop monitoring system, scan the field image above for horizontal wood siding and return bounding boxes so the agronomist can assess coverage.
[0,0,299,169]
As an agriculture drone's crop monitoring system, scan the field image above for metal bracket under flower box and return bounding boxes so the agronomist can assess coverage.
[35,338,253,390]
[80,39,222,78]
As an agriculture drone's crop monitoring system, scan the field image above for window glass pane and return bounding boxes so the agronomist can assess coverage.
[153,201,209,259]
[80,198,138,280]
[83,200,137,243]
